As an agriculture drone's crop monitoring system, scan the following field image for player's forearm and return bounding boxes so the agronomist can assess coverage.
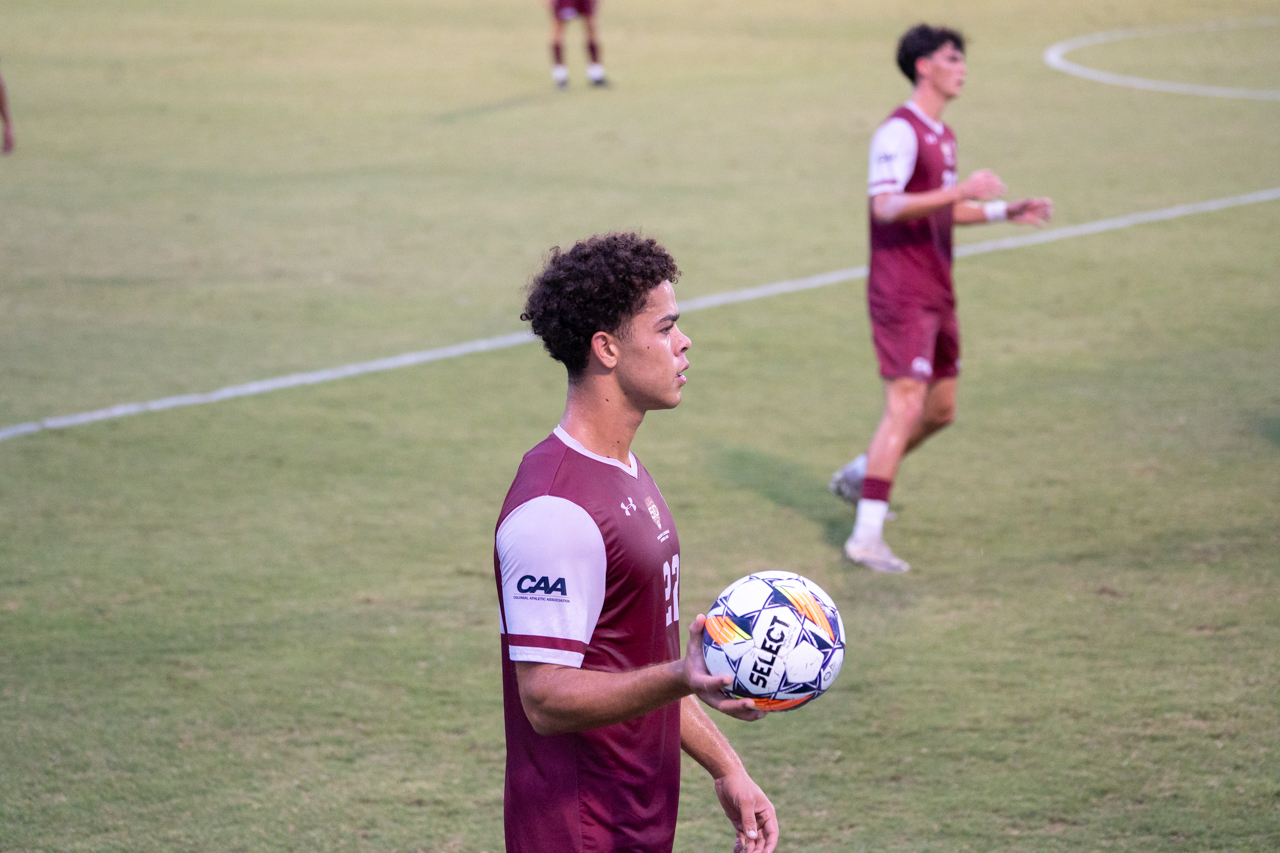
[954,201,997,225]
[679,695,744,780]
[516,660,689,735]
[871,188,962,223]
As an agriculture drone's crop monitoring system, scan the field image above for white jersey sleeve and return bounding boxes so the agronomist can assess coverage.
[867,117,918,197]
[496,495,606,667]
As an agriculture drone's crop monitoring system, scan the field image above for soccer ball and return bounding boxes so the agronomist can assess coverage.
[701,571,845,712]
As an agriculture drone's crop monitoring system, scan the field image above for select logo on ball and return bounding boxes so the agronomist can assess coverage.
[702,571,845,712]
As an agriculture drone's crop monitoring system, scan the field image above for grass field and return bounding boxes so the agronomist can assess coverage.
[2,0,1279,851]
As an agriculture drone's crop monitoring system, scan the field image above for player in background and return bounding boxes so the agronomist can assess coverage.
[494,233,778,853]
[829,24,1052,573]
[0,63,15,154]
[546,0,607,89]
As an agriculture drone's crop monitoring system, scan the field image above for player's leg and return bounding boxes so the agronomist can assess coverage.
[839,305,945,572]
[549,11,569,88]
[904,307,960,453]
[904,376,956,453]
[583,6,607,86]
[864,376,927,483]
[844,377,924,572]
[832,305,941,504]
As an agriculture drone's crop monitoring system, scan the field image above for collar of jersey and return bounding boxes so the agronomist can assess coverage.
[553,425,640,478]
[904,100,944,135]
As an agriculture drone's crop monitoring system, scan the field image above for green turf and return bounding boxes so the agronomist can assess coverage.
[2,0,1279,850]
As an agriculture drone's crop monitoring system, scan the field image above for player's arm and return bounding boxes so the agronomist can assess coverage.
[954,196,1054,227]
[681,696,779,853]
[871,168,1006,223]
[516,615,765,736]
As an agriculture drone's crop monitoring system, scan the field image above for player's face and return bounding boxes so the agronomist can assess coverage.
[613,281,691,412]
[920,42,966,99]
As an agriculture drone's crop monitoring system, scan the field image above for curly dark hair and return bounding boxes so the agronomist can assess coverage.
[896,24,965,83]
[521,233,681,378]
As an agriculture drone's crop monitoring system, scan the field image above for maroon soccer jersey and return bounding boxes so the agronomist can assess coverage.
[494,427,683,853]
[867,104,959,314]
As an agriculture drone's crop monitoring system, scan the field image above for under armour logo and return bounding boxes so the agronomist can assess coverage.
[620,498,637,516]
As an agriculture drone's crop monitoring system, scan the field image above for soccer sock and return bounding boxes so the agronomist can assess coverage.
[861,477,891,503]
[852,478,893,542]
[552,43,563,65]
[587,41,600,63]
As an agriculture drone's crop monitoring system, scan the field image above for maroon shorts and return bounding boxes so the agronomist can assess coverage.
[553,0,595,20]
[869,304,961,382]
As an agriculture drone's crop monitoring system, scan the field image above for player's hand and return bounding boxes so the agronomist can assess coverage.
[684,615,767,722]
[958,168,1005,202]
[714,769,779,853]
[1008,197,1053,226]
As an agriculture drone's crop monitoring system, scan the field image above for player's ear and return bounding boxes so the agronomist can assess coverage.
[589,330,620,370]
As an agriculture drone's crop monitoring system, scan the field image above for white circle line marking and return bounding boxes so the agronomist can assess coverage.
[4,186,1280,443]
[1044,19,1280,100]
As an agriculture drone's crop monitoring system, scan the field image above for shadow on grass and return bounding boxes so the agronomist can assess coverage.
[433,92,554,124]
[709,445,851,549]
[1259,414,1280,448]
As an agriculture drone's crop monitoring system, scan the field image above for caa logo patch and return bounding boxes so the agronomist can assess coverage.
[516,575,568,596]
[911,356,933,377]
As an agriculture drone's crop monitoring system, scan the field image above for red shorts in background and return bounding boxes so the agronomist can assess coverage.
[870,304,961,382]
[553,0,595,20]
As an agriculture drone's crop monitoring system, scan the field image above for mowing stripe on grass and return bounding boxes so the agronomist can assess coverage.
[3,187,1279,443]
[1044,19,1280,100]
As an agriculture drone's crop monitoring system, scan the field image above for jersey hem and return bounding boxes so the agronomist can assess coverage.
[508,646,586,667]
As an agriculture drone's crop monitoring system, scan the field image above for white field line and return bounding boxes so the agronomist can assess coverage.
[4,187,1280,442]
[1044,19,1280,100]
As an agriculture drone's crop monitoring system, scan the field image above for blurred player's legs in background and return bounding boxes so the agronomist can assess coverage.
[548,0,607,89]
[0,68,14,154]
[549,16,569,88]
[582,13,606,86]
[839,377,956,573]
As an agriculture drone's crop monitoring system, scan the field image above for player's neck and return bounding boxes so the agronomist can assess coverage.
[909,86,950,122]
[560,379,643,464]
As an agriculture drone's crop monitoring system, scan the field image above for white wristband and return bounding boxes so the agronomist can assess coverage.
[983,201,1008,222]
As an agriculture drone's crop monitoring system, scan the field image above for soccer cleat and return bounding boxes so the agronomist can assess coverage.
[828,454,867,504]
[552,64,569,89]
[843,536,910,574]
[587,63,608,87]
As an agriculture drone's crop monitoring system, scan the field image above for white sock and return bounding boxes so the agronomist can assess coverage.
[552,64,569,84]
[852,499,888,543]
[587,62,606,82]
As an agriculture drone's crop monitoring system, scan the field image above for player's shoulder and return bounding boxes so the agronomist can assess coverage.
[509,429,642,512]
[870,114,918,157]
[500,434,570,517]
[874,106,917,134]
[878,103,929,130]
[513,433,571,484]
[887,104,916,122]
[522,431,570,466]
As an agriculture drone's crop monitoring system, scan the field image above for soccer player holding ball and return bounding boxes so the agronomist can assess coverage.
[494,233,778,853]
[830,24,1053,574]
